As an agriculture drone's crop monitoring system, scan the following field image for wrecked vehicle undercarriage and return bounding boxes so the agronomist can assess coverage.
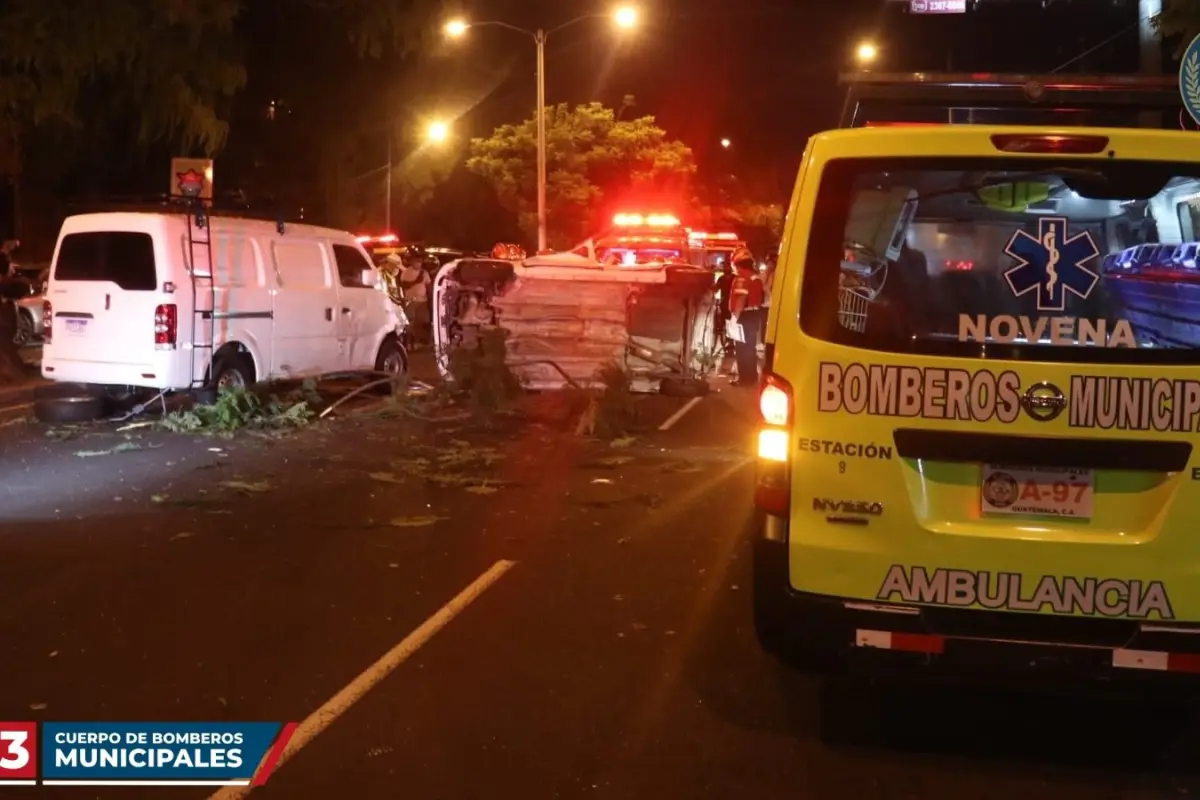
[431,254,720,392]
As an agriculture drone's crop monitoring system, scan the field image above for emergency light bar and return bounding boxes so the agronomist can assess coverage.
[837,72,1183,129]
[612,213,680,227]
[356,233,399,244]
[687,231,740,241]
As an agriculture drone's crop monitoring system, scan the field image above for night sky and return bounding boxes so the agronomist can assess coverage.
[409,0,1146,197]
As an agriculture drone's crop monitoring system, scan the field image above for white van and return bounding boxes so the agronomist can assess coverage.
[40,210,406,400]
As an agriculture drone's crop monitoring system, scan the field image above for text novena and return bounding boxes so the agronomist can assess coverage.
[958,314,1137,348]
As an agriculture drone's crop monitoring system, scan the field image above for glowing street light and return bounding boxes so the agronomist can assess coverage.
[427,120,449,142]
[444,7,639,251]
[854,41,878,65]
[720,137,731,148]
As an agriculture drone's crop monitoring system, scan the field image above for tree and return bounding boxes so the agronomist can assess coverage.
[1156,0,1200,55]
[466,102,696,248]
[410,164,522,250]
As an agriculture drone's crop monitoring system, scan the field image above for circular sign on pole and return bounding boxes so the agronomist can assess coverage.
[1180,33,1200,126]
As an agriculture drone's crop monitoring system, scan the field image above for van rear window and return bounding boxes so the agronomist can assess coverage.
[54,232,157,291]
[800,157,1200,365]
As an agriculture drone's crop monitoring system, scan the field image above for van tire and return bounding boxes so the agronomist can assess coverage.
[210,353,255,393]
[374,337,408,393]
[33,392,104,424]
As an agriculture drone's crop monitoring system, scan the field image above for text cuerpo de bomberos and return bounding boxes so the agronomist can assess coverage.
[52,730,245,769]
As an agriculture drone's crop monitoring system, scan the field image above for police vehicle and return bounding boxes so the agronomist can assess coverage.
[753,69,1200,684]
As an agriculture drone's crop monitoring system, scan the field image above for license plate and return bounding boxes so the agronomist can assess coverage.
[65,319,87,335]
[981,464,1093,518]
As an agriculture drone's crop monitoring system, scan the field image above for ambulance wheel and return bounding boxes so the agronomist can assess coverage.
[33,386,104,424]
[374,336,408,393]
[210,353,255,394]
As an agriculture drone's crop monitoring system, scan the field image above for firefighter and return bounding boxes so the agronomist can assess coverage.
[728,247,764,386]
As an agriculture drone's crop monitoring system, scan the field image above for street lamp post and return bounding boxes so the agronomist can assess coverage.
[446,7,638,252]
[354,120,451,234]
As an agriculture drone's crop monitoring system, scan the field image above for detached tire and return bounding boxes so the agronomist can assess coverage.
[33,392,104,424]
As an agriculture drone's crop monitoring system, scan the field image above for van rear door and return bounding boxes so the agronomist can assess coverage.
[771,126,1200,624]
[48,229,162,370]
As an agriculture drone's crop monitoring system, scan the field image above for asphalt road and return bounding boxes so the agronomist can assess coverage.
[2,378,1200,799]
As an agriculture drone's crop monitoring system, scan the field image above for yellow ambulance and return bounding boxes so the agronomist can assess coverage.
[753,73,1200,683]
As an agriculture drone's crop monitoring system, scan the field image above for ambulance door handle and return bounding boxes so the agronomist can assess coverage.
[105,294,110,311]
[341,307,351,315]
[325,308,332,321]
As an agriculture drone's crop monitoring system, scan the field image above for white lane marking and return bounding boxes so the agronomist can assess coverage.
[209,559,517,799]
[0,402,31,416]
[658,396,704,431]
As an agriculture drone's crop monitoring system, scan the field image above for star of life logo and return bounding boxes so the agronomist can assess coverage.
[1003,217,1100,312]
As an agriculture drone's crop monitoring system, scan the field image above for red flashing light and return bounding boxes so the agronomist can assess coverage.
[356,233,400,244]
[990,134,1109,154]
[688,231,740,241]
[613,213,680,227]
[944,259,974,271]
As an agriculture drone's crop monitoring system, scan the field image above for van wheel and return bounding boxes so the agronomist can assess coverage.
[375,336,407,375]
[211,354,254,393]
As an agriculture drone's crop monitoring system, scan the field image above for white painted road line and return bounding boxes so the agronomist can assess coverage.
[209,559,518,799]
[659,396,704,431]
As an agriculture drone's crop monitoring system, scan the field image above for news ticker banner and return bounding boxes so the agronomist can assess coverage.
[0,721,299,786]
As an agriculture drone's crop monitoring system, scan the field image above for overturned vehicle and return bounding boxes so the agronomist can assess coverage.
[431,240,721,393]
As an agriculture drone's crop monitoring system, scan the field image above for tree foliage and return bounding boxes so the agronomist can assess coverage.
[466,102,696,247]
[0,0,436,163]
[0,0,247,157]
[1155,0,1200,55]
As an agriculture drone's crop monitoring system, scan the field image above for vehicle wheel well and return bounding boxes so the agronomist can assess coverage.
[208,343,256,384]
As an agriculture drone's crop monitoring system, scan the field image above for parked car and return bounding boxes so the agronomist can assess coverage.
[37,209,406,422]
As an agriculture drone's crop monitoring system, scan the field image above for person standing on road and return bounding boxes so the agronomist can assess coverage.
[399,251,431,347]
[729,247,764,387]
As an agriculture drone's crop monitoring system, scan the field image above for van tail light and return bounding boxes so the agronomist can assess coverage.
[990,134,1109,154]
[154,304,177,349]
[42,300,51,343]
[755,371,792,516]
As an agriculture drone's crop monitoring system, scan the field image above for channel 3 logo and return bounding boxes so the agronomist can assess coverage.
[0,722,37,784]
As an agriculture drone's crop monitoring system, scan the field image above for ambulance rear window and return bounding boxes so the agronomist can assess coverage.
[800,156,1200,365]
[54,232,157,291]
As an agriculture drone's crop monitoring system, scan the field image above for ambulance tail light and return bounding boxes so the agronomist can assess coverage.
[42,299,52,343]
[756,372,792,516]
[990,134,1109,154]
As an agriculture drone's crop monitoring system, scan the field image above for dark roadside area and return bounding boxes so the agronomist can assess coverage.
[0,373,1199,799]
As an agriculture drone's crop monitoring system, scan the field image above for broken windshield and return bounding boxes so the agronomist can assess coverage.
[800,157,1200,365]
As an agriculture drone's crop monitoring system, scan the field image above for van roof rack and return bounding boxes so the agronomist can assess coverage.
[836,72,1185,128]
[64,193,308,235]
